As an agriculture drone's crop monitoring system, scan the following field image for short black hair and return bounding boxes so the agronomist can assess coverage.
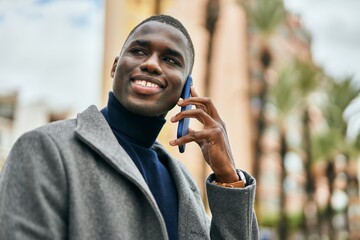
[123,15,195,74]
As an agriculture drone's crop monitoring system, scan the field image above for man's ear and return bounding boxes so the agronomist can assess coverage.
[110,56,119,78]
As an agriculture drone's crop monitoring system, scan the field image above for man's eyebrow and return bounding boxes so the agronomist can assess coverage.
[129,39,151,47]
[164,48,185,63]
[128,39,186,63]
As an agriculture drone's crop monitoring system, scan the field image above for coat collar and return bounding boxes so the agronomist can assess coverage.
[74,105,152,195]
[75,105,208,239]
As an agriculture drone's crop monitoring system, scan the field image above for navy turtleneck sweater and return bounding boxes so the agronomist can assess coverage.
[101,92,178,240]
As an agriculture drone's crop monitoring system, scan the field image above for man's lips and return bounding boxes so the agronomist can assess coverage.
[133,80,160,88]
[130,75,165,95]
[131,75,165,88]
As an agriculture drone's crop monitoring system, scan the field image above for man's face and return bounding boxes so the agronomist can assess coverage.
[111,21,191,117]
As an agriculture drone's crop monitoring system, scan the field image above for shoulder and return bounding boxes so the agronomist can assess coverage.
[14,118,76,149]
[15,105,101,145]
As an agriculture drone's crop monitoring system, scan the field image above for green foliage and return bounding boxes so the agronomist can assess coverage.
[259,211,303,230]
[292,60,320,95]
[322,77,360,132]
[269,61,360,162]
[328,77,359,110]
[269,60,320,120]
[286,212,304,230]
[259,213,280,228]
[311,129,345,162]
[269,65,298,118]
[240,0,286,36]
[311,76,360,162]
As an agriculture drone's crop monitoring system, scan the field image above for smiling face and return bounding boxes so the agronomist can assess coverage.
[111,21,191,117]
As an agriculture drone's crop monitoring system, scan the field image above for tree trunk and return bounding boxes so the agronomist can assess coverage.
[278,130,288,240]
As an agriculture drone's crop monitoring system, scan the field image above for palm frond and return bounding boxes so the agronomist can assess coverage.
[241,0,286,36]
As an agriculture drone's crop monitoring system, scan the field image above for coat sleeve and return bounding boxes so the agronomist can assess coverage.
[206,171,259,240]
[0,130,68,239]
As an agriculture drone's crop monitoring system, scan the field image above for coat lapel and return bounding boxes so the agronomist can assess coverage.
[74,105,153,198]
[153,143,210,239]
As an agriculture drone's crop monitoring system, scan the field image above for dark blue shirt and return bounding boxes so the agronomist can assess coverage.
[101,92,178,240]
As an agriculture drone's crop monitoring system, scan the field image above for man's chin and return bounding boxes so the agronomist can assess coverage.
[127,105,168,118]
[120,97,177,117]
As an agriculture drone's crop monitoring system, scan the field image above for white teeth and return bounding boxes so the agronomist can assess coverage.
[146,82,158,87]
[134,80,159,88]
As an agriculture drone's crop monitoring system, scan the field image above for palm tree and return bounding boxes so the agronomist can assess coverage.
[238,0,286,211]
[311,77,359,162]
[268,59,321,238]
[312,76,360,164]
[311,76,360,238]
[268,64,301,239]
[295,61,323,237]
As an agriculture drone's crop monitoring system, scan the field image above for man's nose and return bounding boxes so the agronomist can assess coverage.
[140,54,163,75]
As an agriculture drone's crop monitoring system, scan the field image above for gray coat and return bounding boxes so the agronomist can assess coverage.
[0,105,259,240]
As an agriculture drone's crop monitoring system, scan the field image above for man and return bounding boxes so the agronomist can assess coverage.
[0,15,259,239]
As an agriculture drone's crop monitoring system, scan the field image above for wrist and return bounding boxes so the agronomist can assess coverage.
[212,170,246,188]
[214,170,239,183]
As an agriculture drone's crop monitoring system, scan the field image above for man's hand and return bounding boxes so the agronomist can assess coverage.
[169,86,239,183]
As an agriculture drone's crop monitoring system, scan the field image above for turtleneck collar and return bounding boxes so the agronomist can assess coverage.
[102,92,166,148]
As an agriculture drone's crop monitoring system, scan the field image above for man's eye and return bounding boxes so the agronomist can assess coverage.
[130,48,146,55]
[164,57,179,65]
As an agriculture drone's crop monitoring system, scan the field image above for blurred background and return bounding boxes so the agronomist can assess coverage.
[1,0,359,239]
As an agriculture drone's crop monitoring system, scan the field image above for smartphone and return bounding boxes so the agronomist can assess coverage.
[177,75,193,153]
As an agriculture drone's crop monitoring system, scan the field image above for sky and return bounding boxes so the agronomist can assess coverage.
[284,0,360,82]
[0,0,104,113]
[0,0,359,130]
